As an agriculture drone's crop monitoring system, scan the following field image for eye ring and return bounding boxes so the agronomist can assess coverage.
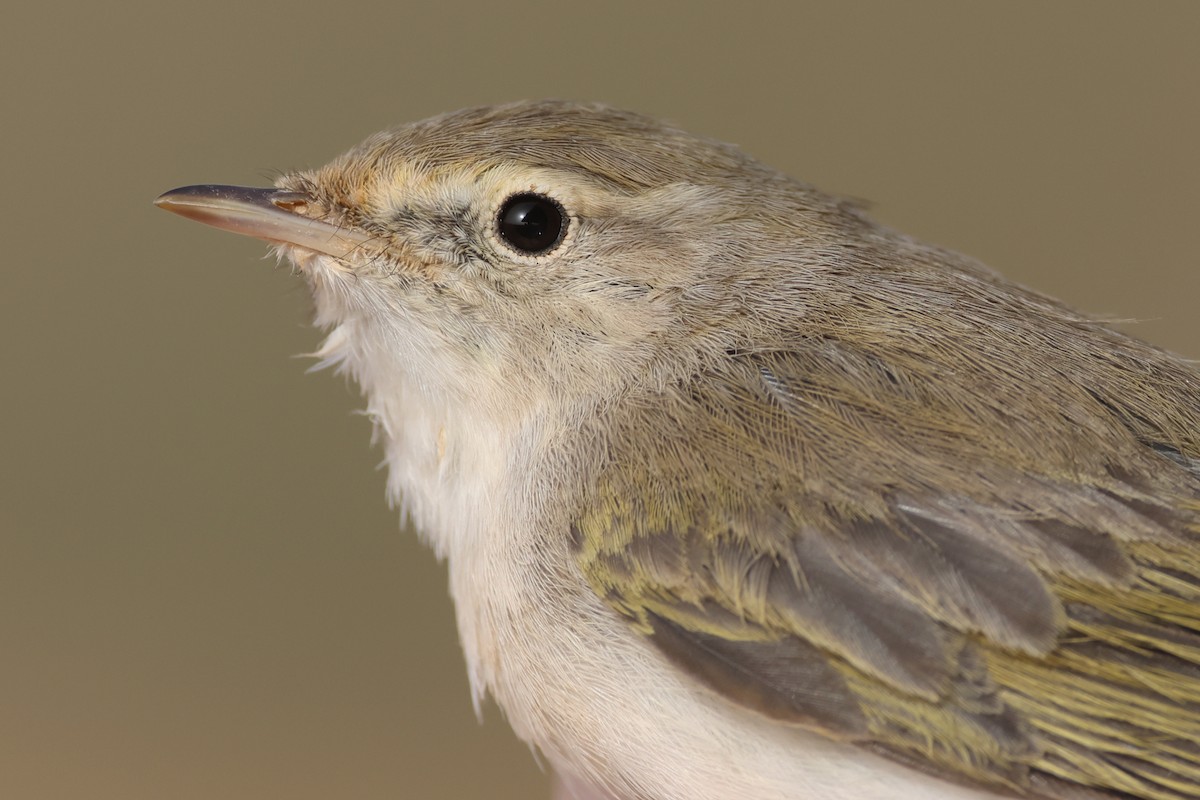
[496,192,568,255]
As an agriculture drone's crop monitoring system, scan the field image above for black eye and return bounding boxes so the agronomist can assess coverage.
[497,193,566,255]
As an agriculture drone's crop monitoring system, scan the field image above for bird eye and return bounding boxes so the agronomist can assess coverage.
[496,193,567,255]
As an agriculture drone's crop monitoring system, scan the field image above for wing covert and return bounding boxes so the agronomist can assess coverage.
[573,344,1200,799]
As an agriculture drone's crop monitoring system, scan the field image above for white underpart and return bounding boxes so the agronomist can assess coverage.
[296,249,1007,800]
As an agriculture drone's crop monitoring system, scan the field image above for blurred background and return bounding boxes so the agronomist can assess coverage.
[2,2,1198,798]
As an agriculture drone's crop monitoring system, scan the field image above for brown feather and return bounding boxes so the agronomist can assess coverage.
[576,327,1200,799]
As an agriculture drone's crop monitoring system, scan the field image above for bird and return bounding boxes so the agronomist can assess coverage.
[156,100,1200,800]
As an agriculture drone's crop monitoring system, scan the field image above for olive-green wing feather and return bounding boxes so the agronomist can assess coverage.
[574,341,1200,800]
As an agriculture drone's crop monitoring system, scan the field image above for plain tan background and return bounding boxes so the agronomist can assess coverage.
[3,2,1198,798]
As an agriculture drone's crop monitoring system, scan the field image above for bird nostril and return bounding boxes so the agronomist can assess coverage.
[271,192,312,215]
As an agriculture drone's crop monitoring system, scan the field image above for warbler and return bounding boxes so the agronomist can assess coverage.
[156,101,1200,800]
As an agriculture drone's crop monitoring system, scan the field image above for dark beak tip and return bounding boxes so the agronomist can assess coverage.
[150,183,372,258]
[154,184,211,211]
[153,184,293,210]
[156,183,221,205]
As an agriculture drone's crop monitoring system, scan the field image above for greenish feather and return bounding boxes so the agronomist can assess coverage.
[574,333,1200,799]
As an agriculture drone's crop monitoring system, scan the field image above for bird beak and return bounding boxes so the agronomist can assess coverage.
[154,184,375,260]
